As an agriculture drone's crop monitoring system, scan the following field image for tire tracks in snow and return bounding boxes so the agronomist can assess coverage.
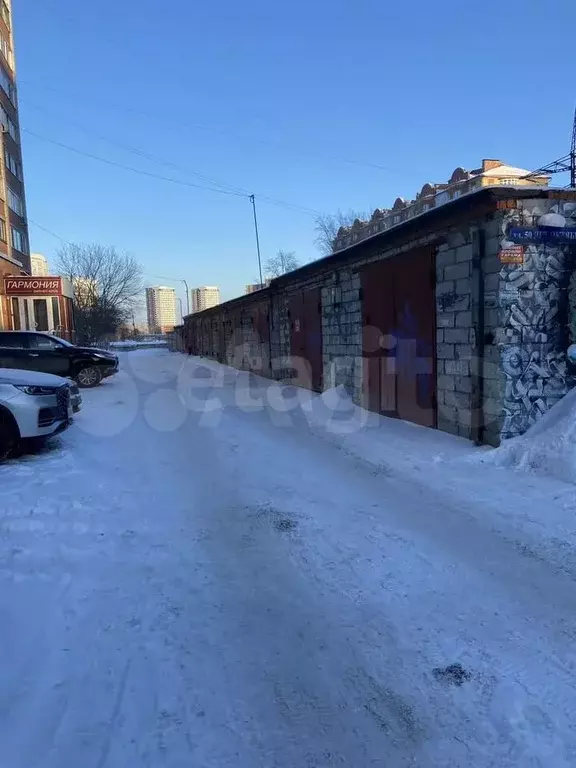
[95,659,131,768]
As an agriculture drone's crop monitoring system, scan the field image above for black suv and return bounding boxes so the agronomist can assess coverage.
[0,332,119,388]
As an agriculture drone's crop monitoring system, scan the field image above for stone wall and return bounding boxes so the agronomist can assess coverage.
[495,198,576,440]
[182,190,576,446]
[321,268,363,399]
[434,232,474,438]
[482,216,509,445]
[269,292,290,381]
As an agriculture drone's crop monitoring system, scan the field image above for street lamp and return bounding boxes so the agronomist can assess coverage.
[182,279,190,316]
[177,297,183,323]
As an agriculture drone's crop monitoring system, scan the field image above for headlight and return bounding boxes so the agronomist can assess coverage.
[14,385,59,396]
[93,353,113,360]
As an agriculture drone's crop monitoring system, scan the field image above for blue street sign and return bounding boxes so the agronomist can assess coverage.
[508,227,576,244]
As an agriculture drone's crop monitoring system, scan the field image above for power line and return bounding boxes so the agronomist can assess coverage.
[20,98,251,198]
[22,127,248,198]
[27,218,74,246]
[21,127,320,217]
[19,77,395,174]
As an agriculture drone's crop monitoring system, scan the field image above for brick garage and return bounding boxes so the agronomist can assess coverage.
[183,187,576,446]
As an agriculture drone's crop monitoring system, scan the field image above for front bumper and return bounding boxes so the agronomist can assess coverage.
[31,417,72,439]
[9,385,74,439]
[37,385,73,430]
[101,358,119,378]
[68,384,82,413]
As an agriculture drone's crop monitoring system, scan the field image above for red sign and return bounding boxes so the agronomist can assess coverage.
[4,276,62,296]
[499,246,524,264]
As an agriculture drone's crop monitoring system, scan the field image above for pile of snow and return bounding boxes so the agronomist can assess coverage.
[482,387,576,484]
[109,339,167,348]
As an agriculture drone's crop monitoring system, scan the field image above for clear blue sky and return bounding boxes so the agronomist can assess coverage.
[15,0,576,312]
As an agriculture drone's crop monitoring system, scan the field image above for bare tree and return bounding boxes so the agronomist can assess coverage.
[314,209,368,255]
[265,249,299,278]
[56,243,143,344]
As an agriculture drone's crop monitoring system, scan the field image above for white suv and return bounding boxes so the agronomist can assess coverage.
[0,368,81,459]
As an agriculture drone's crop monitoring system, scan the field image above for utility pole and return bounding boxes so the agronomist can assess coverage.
[524,107,576,187]
[250,194,264,286]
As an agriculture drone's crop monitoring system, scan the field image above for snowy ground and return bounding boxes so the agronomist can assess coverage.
[1,349,576,767]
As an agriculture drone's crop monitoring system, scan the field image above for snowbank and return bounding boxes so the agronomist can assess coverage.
[110,339,167,347]
[481,387,576,484]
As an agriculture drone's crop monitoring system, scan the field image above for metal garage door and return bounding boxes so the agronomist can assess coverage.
[362,247,436,428]
[289,288,323,392]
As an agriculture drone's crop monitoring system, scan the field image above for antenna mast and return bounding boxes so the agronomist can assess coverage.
[522,107,576,187]
[570,105,576,188]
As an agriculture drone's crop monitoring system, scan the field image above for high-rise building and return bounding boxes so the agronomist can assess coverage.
[30,253,49,276]
[146,286,177,333]
[73,276,98,307]
[0,0,31,329]
[191,286,220,313]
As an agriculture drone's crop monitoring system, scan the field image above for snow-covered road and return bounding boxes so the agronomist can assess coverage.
[2,349,576,767]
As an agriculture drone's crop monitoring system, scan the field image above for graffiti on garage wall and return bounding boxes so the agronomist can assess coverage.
[497,197,576,440]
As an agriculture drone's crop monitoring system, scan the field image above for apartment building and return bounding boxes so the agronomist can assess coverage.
[73,276,98,307]
[245,280,271,294]
[146,286,177,334]
[191,285,220,313]
[30,252,49,276]
[0,0,31,329]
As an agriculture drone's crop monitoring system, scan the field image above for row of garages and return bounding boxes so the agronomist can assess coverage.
[171,186,576,445]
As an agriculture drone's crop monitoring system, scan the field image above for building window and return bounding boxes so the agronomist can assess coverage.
[0,216,5,241]
[0,34,11,67]
[0,63,14,102]
[8,186,23,216]
[0,104,17,141]
[7,186,23,216]
[11,225,27,253]
[23,298,30,329]
[1,1,10,29]
[4,149,20,179]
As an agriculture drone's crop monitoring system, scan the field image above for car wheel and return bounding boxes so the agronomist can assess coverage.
[0,410,19,461]
[76,366,103,388]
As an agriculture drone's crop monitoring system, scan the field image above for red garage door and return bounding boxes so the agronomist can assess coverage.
[254,302,271,376]
[289,288,323,392]
[362,248,436,428]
